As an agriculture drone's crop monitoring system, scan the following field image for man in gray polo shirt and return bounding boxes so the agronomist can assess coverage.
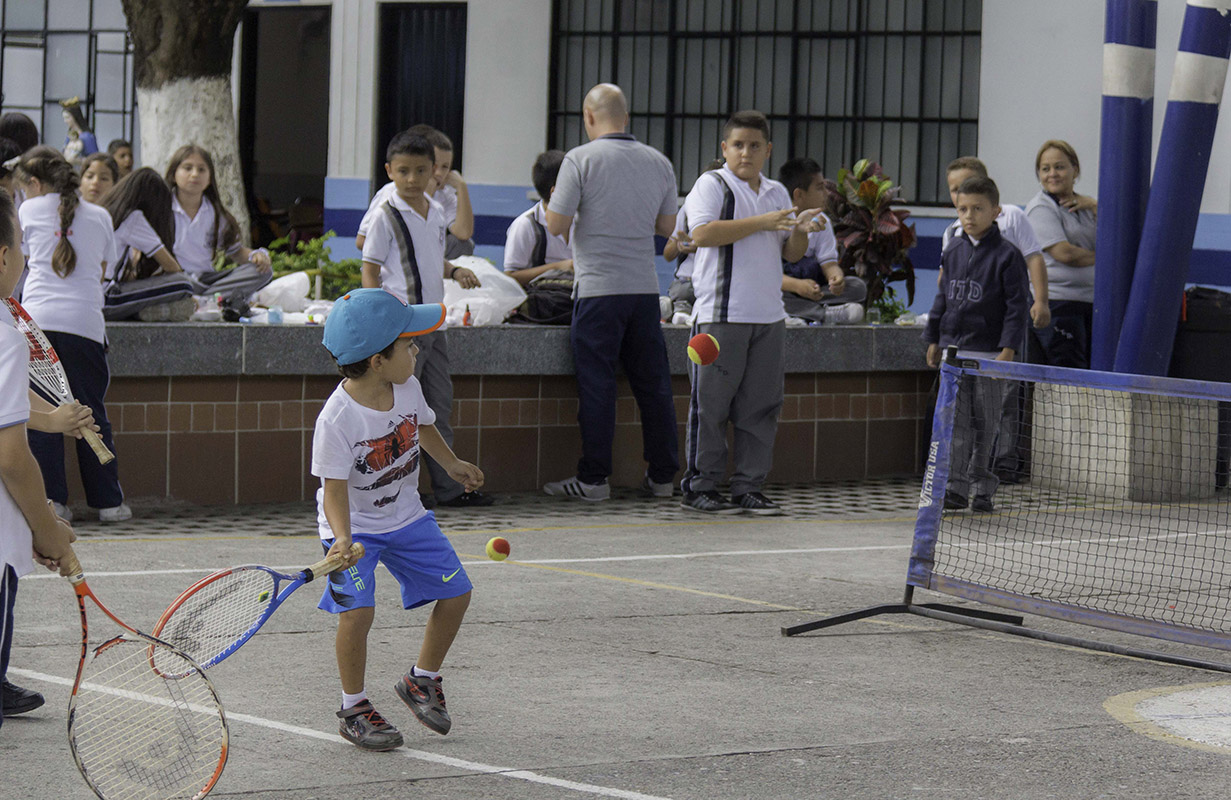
[542,83,679,501]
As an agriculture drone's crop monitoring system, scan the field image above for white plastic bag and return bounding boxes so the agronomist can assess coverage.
[442,256,527,326]
[256,271,311,312]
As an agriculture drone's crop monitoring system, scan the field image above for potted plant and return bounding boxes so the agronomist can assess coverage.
[821,159,917,320]
[267,231,363,300]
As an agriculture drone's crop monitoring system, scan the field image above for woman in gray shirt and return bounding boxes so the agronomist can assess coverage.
[1025,139,1097,368]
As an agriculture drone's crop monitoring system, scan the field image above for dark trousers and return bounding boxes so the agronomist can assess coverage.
[27,331,124,509]
[1030,300,1093,369]
[1,565,16,729]
[412,331,464,501]
[571,295,679,485]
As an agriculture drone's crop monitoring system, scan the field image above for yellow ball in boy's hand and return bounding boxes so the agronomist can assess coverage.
[486,536,511,561]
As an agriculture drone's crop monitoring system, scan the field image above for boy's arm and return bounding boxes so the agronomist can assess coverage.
[361,262,381,288]
[446,173,474,241]
[508,260,573,286]
[999,250,1032,357]
[27,392,96,438]
[444,260,481,289]
[692,209,799,248]
[780,209,823,264]
[320,478,354,561]
[1025,252,1050,328]
[418,423,484,493]
[0,424,74,566]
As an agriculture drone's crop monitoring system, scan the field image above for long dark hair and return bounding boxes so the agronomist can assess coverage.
[0,187,15,250]
[16,146,80,277]
[81,152,119,183]
[164,144,240,253]
[0,113,38,153]
[105,167,177,280]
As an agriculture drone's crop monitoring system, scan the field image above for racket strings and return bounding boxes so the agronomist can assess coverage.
[71,638,225,800]
[158,570,278,666]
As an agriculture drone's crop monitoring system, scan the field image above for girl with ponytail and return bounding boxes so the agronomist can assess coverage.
[15,146,130,523]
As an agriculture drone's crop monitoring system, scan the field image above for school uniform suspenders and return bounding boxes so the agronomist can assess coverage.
[528,210,548,269]
[711,173,736,323]
[383,201,424,304]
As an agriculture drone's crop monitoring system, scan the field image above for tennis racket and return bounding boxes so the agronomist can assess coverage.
[61,547,228,800]
[5,297,114,464]
[152,543,364,670]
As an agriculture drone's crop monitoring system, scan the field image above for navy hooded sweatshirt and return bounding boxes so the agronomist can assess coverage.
[924,223,1030,353]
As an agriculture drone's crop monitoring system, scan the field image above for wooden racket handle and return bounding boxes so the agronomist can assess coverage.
[307,542,365,579]
[82,427,115,465]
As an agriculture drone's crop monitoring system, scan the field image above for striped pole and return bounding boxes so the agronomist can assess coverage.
[1114,0,1231,376]
[1092,0,1157,371]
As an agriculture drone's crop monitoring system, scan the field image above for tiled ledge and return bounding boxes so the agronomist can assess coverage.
[105,321,929,377]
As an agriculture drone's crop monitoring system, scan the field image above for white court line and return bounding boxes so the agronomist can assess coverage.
[10,667,673,800]
[20,544,911,580]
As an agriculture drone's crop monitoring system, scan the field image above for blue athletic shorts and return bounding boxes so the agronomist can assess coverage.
[318,512,472,613]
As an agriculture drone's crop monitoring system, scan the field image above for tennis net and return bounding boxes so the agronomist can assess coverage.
[910,353,1231,650]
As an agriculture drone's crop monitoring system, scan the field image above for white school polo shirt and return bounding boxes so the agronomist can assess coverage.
[19,194,114,343]
[0,320,34,577]
[172,194,241,276]
[806,215,839,265]
[503,202,573,273]
[684,166,791,325]
[361,192,447,305]
[358,182,458,240]
[110,209,166,279]
[670,206,696,280]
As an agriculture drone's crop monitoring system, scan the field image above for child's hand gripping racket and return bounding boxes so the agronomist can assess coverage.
[152,543,365,670]
[60,547,229,800]
[5,298,114,464]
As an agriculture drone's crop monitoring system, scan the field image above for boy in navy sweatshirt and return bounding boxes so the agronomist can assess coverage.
[924,176,1030,512]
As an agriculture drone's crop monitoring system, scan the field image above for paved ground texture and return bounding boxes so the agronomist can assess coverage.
[4,479,1231,799]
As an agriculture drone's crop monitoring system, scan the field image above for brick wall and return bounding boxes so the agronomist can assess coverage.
[58,371,934,506]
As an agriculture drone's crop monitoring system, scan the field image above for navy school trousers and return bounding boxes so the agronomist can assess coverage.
[570,294,679,485]
[27,330,124,509]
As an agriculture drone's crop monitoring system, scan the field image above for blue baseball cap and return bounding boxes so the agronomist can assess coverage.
[322,289,445,365]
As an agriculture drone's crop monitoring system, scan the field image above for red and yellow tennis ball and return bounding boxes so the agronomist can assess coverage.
[485,536,511,561]
[687,333,720,366]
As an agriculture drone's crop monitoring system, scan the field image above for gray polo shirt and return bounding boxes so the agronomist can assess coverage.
[548,133,677,298]
[1025,190,1097,303]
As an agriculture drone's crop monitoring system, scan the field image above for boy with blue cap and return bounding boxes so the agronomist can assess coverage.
[314,288,484,751]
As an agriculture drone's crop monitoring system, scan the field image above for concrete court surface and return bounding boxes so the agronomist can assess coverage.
[2,480,1230,800]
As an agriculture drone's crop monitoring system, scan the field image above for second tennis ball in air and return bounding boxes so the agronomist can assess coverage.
[486,536,511,561]
[687,333,720,366]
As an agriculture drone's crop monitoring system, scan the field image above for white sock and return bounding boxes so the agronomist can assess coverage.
[412,665,441,681]
[342,690,367,709]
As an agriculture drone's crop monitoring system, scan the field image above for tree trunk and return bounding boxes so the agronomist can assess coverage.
[123,0,251,244]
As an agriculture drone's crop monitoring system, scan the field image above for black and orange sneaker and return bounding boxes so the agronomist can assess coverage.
[337,701,404,751]
[395,672,452,735]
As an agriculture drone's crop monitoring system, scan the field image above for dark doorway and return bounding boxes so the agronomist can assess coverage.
[238,6,330,246]
[375,2,467,186]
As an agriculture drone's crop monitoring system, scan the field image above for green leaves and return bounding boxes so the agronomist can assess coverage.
[269,231,363,300]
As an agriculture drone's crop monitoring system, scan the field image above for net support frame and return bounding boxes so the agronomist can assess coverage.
[783,348,1231,674]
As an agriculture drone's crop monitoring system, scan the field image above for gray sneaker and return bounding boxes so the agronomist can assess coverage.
[681,490,743,515]
[337,701,404,751]
[395,672,452,735]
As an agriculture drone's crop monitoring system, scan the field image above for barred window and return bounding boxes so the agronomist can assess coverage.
[0,0,137,152]
[549,0,981,204]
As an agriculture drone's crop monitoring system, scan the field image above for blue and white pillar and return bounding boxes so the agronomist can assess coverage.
[1092,0,1156,372]
[1115,0,1231,376]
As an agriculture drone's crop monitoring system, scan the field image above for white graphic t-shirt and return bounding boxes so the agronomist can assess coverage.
[312,377,436,538]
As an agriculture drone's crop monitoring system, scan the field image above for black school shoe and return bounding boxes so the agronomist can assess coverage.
[733,492,785,516]
[437,491,494,508]
[2,681,45,715]
[943,491,969,510]
[971,495,995,513]
[681,490,743,515]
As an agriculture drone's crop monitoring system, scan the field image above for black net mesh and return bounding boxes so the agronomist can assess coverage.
[929,368,1231,638]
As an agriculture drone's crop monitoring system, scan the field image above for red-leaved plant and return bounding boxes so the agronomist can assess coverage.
[821,159,917,306]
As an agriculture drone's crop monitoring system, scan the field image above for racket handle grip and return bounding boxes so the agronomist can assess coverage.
[60,547,84,584]
[309,542,365,579]
[83,428,115,465]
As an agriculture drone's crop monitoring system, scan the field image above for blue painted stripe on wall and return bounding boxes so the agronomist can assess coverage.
[324,208,364,238]
[467,184,537,217]
[324,177,373,210]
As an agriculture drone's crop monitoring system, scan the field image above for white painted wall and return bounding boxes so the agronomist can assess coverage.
[980,0,1231,213]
